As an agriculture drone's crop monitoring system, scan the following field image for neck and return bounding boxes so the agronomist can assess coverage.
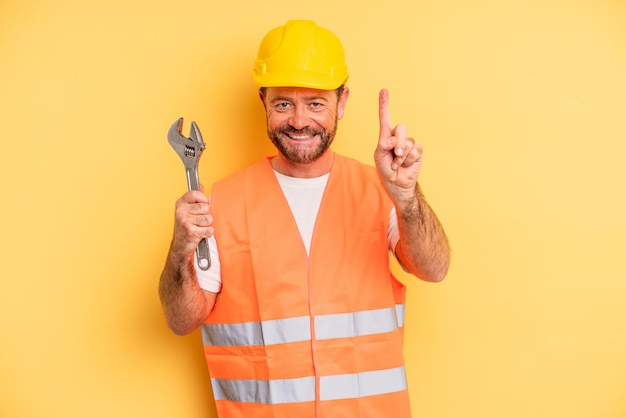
[270,151,335,178]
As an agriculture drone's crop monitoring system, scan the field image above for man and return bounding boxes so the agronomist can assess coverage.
[159,20,450,418]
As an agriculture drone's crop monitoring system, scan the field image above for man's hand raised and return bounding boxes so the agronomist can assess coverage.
[374,89,423,204]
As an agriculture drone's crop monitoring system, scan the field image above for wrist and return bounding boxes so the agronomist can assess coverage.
[168,242,194,268]
[392,182,417,210]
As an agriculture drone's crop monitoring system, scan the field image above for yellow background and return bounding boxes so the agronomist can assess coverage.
[1,0,625,416]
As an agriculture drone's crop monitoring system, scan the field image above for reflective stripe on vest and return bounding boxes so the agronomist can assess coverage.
[211,366,407,404]
[201,304,405,347]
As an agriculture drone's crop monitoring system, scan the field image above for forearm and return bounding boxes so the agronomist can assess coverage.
[158,246,212,336]
[395,183,450,282]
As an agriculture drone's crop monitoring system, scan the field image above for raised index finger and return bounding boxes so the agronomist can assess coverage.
[379,88,392,138]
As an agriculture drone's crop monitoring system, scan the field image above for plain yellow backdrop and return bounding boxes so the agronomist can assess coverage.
[1,0,625,417]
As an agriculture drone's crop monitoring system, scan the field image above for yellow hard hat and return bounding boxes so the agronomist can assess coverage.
[252,20,349,90]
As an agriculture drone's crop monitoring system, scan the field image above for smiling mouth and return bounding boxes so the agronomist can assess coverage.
[285,132,317,141]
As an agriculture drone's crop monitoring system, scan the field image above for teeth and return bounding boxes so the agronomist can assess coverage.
[288,134,313,140]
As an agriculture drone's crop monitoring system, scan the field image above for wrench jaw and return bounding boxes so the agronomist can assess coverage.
[167,118,185,150]
[167,118,206,163]
[189,121,204,146]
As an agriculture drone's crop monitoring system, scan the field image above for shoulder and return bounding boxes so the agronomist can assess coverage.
[213,158,272,191]
[335,155,381,185]
[332,155,390,210]
[336,154,376,174]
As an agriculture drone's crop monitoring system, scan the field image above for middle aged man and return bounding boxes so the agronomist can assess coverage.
[159,19,450,418]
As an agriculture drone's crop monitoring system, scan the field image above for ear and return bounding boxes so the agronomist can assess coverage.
[336,86,350,120]
[258,89,267,110]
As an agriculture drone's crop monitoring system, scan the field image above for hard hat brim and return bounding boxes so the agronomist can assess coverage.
[252,69,348,91]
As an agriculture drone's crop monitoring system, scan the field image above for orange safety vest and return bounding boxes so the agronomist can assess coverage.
[204,155,410,418]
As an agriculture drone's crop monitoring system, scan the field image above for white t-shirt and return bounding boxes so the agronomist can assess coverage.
[196,171,400,293]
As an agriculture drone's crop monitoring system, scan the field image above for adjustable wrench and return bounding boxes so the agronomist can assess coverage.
[167,118,211,270]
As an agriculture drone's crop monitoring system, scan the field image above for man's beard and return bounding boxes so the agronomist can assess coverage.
[268,121,337,164]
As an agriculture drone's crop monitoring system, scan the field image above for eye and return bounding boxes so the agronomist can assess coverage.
[275,101,291,110]
[309,101,324,110]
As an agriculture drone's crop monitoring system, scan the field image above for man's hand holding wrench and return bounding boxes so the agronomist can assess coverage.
[167,118,212,270]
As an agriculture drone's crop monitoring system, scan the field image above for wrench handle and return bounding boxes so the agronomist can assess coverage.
[196,238,211,270]
[186,167,211,271]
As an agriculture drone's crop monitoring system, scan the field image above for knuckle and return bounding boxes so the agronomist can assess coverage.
[178,218,194,234]
[197,202,209,214]
[201,214,214,227]
[174,207,186,222]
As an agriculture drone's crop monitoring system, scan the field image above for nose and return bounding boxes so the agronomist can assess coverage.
[289,104,309,130]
